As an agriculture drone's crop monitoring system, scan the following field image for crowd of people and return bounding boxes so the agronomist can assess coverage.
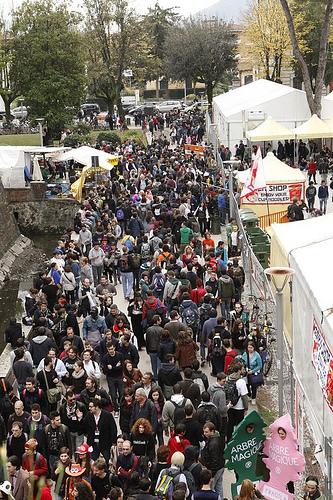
[0,110,322,500]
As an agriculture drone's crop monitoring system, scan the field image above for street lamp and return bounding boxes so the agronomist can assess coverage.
[264,266,295,417]
[36,118,44,147]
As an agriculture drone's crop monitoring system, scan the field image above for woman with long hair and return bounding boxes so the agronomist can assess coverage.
[148,387,165,447]
[130,418,155,462]
[119,387,134,436]
[71,360,87,396]
[73,481,95,500]
[236,479,264,499]
[242,342,263,405]
[52,447,72,500]
[231,319,248,353]
[122,360,142,389]
[175,330,198,370]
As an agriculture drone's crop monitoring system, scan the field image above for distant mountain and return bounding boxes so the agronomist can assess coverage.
[198,0,249,23]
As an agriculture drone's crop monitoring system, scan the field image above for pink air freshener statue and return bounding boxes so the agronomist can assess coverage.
[259,413,305,499]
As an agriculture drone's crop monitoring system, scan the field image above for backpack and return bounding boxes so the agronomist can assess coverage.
[155,468,180,500]
[131,254,141,269]
[212,334,222,357]
[123,237,133,252]
[116,208,124,220]
[153,274,165,292]
[197,405,218,428]
[119,255,130,272]
[181,304,199,328]
[141,243,151,260]
[192,376,205,394]
[171,399,186,426]
[223,379,240,406]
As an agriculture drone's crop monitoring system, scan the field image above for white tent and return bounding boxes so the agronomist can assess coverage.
[56,146,118,170]
[246,116,294,141]
[270,216,333,479]
[293,114,333,138]
[213,79,333,148]
[213,79,311,148]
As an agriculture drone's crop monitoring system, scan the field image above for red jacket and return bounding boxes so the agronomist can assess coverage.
[167,434,190,463]
[308,161,317,173]
[22,452,48,477]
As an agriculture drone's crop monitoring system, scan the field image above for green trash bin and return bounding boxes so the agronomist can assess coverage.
[241,212,259,229]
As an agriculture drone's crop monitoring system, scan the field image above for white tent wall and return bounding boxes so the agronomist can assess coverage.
[290,251,333,482]
[213,79,333,149]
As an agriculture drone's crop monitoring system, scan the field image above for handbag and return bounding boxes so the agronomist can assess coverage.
[43,369,61,405]
[247,353,264,386]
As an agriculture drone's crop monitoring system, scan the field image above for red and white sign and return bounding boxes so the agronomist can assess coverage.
[242,182,304,205]
[184,144,205,156]
[312,318,333,411]
[241,146,266,199]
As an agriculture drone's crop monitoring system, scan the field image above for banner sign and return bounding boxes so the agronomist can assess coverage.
[242,182,304,205]
[184,144,205,156]
[259,414,305,500]
[312,318,333,410]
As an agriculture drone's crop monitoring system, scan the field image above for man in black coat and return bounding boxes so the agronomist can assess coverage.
[201,422,225,498]
[130,388,158,432]
[79,398,117,462]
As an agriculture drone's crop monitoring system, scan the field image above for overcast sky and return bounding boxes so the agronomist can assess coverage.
[5,0,218,17]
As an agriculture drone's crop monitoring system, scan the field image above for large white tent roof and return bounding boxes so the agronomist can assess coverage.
[236,152,305,184]
[56,146,118,170]
[246,116,294,141]
[213,79,306,119]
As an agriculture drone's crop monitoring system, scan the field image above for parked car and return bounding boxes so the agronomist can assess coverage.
[156,100,182,113]
[11,106,28,119]
[127,104,158,116]
[81,103,100,115]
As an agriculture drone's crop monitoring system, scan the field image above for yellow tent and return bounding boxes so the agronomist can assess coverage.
[71,164,114,202]
[293,114,333,139]
[247,116,294,141]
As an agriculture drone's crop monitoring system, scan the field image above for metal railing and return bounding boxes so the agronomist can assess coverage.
[258,210,288,229]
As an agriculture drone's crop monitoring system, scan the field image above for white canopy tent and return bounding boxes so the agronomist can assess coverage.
[236,152,305,185]
[213,79,333,148]
[56,146,118,170]
[246,116,294,141]
[270,216,333,480]
[0,145,68,188]
[293,114,333,138]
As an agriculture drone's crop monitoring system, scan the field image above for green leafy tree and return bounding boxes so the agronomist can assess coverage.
[163,17,237,105]
[279,0,333,115]
[143,2,179,97]
[243,0,291,81]
[0,24,20,122]
[85,0,152,125]
[290,0,333,90]
[11,0,86,140]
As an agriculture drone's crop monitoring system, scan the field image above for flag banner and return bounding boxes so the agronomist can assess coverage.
[241,146,266,199]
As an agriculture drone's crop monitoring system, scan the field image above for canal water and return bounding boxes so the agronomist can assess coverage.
[0,234,57,350]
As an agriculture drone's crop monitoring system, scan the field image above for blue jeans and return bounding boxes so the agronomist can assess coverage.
[220,299,231,319]
[149,352,161,380]
[320,198,328,214]
[212,468,224,496]
[121,272,134,299]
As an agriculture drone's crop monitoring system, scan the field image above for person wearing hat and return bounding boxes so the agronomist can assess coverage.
[7,455,29,500]
[0,481,14,500]
[303,476,323,499]
[75,443,93,483]
[21,439,48,491]
[64,463,92,500]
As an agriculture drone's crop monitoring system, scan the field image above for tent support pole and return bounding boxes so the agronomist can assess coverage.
[265,188,271,226]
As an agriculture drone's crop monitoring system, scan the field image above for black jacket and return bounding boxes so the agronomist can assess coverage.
[59,401,87,434]
[179,379,201,409]
[79,387,111,409]
[44,423,72,456]
[130,400,158,433]
[117,343,139,367]
[158,363,182,390]
[201,432,225,474]
[145,325,164,353]
[83,410,117,450]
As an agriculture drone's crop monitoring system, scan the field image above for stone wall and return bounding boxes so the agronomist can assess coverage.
[9,198,79,233]
[0,180,20,256]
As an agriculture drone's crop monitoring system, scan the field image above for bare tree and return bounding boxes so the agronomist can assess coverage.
[279,0,333,116]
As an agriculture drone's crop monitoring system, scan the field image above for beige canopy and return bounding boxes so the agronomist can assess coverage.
[293,114,333,139]
[246,116,294,141]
